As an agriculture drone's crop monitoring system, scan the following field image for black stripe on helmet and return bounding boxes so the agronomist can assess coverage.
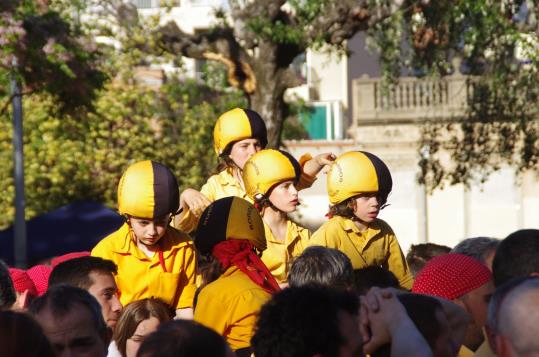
[244,109,268,149]
[151,161,180,217]
[361,151,392,201]
[195,197,234,255]
[278,150,302,184]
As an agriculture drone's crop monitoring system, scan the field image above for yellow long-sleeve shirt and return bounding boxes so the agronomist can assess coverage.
[309,216,413,290]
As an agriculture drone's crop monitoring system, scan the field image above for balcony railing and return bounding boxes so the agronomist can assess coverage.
[352,73,472,126]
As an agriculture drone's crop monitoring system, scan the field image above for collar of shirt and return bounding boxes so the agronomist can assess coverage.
[264,220,303,247]
[217,169,249,198]
[339,216,382,242]
[109,223,185,261]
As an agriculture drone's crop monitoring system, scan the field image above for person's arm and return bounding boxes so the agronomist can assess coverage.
[173,186,212,232]
[180,188,211,217]
[175,307,194,320]
[360,287,433,357]
[385,230,414,290]
[302,152,336,177]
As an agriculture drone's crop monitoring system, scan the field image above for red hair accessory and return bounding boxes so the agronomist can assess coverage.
[26,265,52,296]
[51,251,90,268]
[212,240,280,294]
[9,268,37,296]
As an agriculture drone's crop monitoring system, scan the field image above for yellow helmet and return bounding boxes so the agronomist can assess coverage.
[327,151,392,205]
[118,160,180,218]
[242,149,301,201]
[195,197,266,255]
[213,108,268,156]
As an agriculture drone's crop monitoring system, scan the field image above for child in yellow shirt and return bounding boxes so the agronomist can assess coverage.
[242,149,314,285]
[92,161,197,318]
[193,197,279,355]
[175,107,332,232]
[310,151,413,290]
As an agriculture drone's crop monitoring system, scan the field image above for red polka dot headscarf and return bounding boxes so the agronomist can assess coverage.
[412,253,492,300]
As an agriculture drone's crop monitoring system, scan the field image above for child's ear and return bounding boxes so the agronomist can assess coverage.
[347,198,356,210]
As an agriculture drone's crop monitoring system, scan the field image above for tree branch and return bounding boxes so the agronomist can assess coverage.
[306,0,397,46]
[157,21,256,93]
[228,0,287,50]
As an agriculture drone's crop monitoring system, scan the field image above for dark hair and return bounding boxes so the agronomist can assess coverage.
[451,237,500,265]
[328,198,356,219]
[252,286,359,357]
[114,299,174,357]
[492,229,539,287]
[49,256,118,290]
[29,285,107,335]
[0,260,16,310]
[352,266,400,295]
[372,294,444,357]
[137,319,229,357]
[406,243,451,277]
[288,246,353,291]
[194,254,225,308]
[0,310,55,357]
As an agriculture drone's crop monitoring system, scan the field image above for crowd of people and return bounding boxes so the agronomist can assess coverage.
[0,107,538,357]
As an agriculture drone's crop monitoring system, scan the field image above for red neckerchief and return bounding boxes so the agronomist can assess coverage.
[212,240,280,294]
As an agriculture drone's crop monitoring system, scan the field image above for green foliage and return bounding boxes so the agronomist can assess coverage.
[365,0,539,189]
[0,71,245,229]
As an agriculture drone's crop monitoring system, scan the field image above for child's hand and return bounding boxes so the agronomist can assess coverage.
[180,188,211,217]
[314,152,336,167]
[303,152,336,177]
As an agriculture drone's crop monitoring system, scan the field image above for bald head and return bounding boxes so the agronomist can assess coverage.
[498,278,539,356]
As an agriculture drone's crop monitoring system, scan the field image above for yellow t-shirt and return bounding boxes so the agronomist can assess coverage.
[194,266,271,351]
[309,216,413,290]
[91,223,197,309]
[261,220,311,284]
[459,345,475,357]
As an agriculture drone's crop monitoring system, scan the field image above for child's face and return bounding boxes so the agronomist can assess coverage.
[352,193,380,223]
[129,215,169,246]
[268,180,299,213]
[229,138,262,169]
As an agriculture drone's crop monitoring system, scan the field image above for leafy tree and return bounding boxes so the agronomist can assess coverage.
[0,75,245,228]
[141,0,536,188]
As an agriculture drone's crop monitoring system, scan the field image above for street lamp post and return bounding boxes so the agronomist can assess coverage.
[11,59,27,268]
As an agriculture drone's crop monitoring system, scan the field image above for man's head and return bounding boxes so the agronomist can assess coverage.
[495,278,539,357]
[406,243,451,277]
[288,246,354,291]
[0,310,55,357]
[252,286,362,357]
[0,260,16,310]
[492,229,539,287]
[352,266,400,295]
[451,237,500,271]
[412,253,494,351]
[30,285,110,357]
[49,256,122,328]
[137,320,234,357]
